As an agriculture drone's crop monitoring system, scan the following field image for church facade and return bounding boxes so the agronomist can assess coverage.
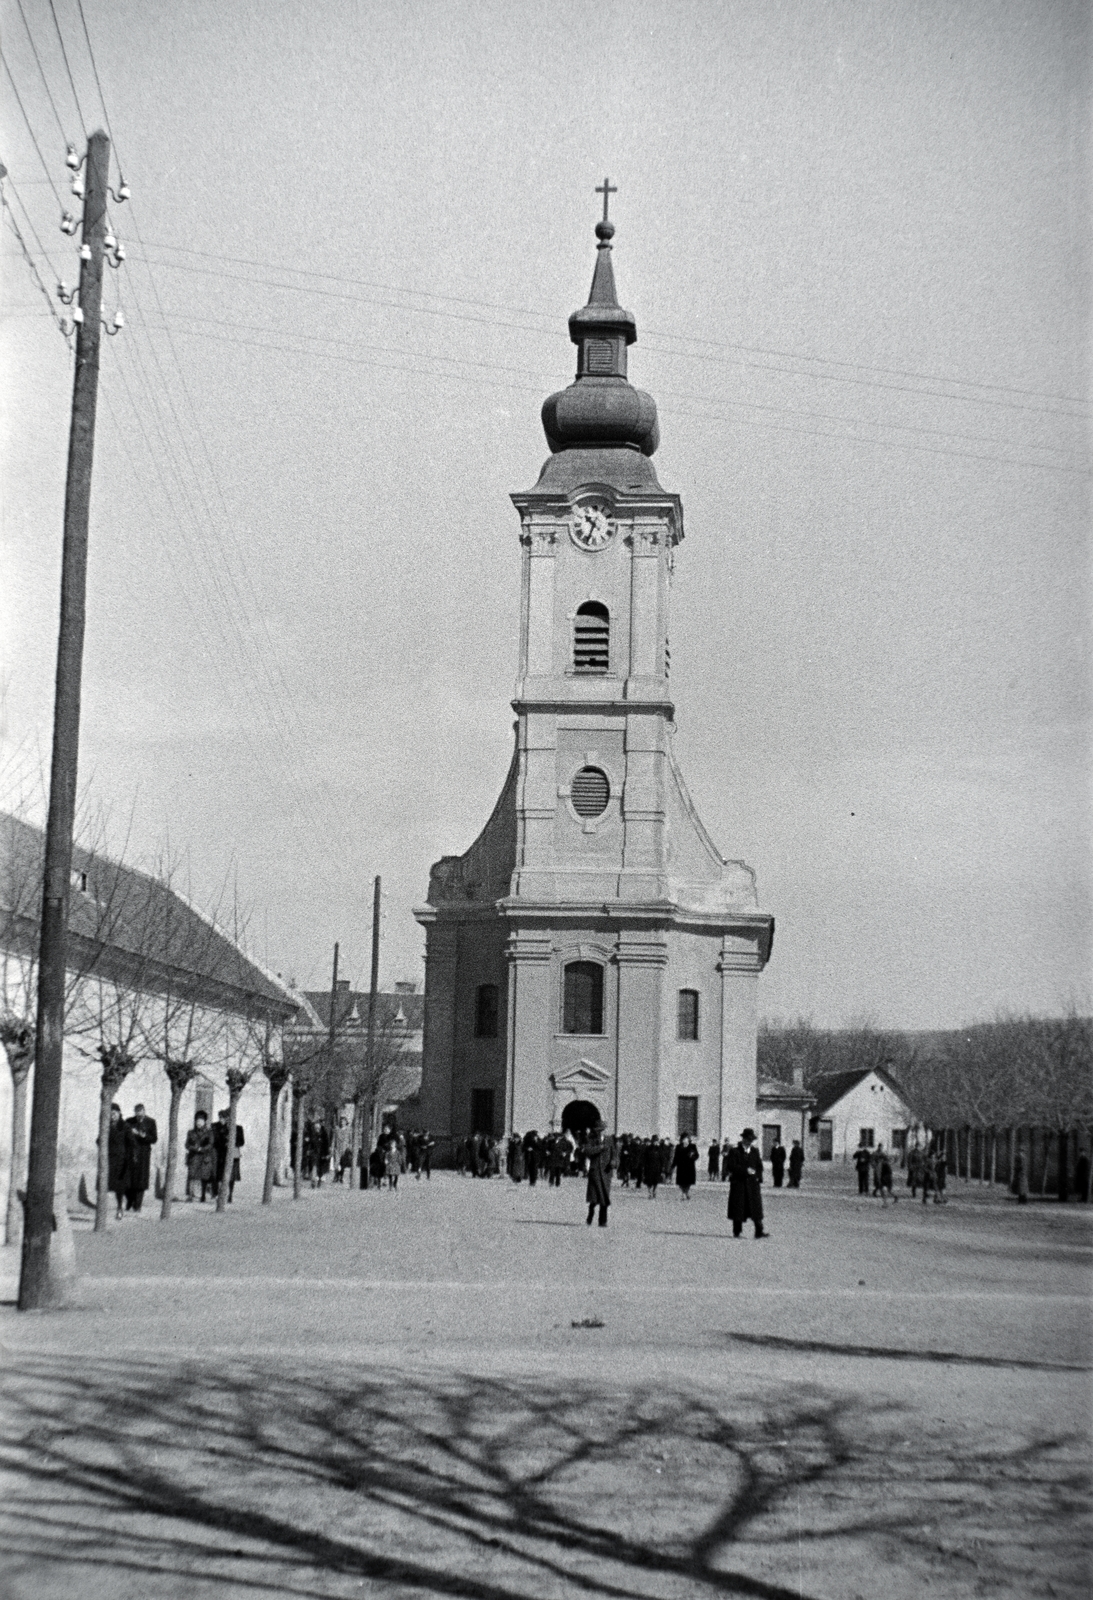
[415,202,773,1151]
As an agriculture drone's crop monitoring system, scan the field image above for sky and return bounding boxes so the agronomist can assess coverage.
[0,0,1089,1028]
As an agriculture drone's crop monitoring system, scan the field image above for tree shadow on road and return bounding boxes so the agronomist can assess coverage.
[0,1352,1087,1599]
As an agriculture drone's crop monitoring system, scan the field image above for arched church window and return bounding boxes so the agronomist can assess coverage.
[573,602,610,673]
[474,983,499,1039]
[563,961,604,1035]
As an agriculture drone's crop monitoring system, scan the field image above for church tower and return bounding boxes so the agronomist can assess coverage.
[415,192,773,1150]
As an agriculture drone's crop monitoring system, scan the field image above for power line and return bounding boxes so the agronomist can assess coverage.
[131,238,1087,416]
[74,0,118,153]
[142,304,1082,462]
[14,0,71,146]
[0,48,66,207]
[55,0,361,867]
[3,170,70,299]
[127,315,1086,477]
[0,184,72,343]
[46,0,86,136]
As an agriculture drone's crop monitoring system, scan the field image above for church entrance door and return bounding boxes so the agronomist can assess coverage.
[561,1099,602,1138]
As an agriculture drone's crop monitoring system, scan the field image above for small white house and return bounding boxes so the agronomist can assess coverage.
[807,1067,917,1163]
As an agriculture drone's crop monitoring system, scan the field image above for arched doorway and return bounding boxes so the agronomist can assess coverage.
[561,1099,602,1138]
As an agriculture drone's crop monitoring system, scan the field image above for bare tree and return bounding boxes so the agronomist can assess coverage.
[1,1017,32,1245]
[0,803,134,1243]
[93,1043,136,1231]
[216,1061,253,1213]
[246,1013,290,1205]
[137,855,234,1221]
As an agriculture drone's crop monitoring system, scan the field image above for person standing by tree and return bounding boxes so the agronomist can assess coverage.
[213,1107,244,1203]
[770,1137,787,1188]
[123,1103,158,1213]
[788,1140,804,1188]
[184,1110,215,1202]
[106,1103,130,1221]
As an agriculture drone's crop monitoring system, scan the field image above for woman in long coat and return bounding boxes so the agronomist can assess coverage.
[727,1129,767,1239]
[184,1110,216,1202]
[584,1123,613,1226]
[673,1138,698,1199]
[641,1137,661,1198]
[106,1103,130,1221]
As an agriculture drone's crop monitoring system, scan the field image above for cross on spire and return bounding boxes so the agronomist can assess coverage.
[595,177,617,224]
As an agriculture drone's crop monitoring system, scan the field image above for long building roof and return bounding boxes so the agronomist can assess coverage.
[0,811,297,1019]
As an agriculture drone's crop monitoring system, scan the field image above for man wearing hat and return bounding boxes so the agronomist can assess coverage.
[726,1127,767,1239]
[584,1118,614,1227]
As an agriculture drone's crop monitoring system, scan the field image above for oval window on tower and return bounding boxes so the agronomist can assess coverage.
[571,766,610,818]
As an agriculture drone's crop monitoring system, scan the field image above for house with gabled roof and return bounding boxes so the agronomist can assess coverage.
[806,1065,918,1164]
[286,979,424,1136]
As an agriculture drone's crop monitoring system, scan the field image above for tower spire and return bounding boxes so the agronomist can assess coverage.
[539,186,660,457]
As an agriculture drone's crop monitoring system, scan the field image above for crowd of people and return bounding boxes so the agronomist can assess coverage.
[447,1122,788,1236]
[103,1100,245,1218]
[314,1127,437,1189]
[853,1141,951,1205]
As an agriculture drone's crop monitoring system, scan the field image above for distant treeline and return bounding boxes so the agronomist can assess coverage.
[759,1012,1093,1193]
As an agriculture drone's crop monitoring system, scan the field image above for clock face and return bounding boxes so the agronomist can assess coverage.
[570,502,614,551]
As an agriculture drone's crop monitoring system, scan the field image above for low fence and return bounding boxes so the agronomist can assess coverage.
[921,1126,1092,1198]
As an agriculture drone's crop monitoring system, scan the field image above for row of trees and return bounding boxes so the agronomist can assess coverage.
[759,1012,1093,1190]
[759,1011,1093,1133]
[1,808,296,1241]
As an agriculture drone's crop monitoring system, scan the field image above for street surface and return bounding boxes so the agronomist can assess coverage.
[0,1165,1089,1600]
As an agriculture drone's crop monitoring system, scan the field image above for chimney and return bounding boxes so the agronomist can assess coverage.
[336,978,350,991]
[792,1064,804,1090]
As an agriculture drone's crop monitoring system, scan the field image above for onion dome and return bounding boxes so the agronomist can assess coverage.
[541,204,660,457]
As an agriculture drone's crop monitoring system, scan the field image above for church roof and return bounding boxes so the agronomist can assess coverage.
[540,188,660,458]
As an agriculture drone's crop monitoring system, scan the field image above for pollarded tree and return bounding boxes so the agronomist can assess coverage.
[0,802,135,1243]
[242,1011,290,1205]
[93,1043,136,1231]
[159,1058,197,1220]
[1,1016,33,1245]
[216,1061,253,1213]
[137,854,235,1221]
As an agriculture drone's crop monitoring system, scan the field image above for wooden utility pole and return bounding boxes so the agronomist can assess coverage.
[19,131,110,1310]
[363,876,381,1162]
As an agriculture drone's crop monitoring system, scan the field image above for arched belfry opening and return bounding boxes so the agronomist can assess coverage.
[416,184,773,1158]
[573,602,609,672]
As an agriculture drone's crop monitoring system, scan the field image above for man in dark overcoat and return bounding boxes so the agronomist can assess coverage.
[787,1140,804,1188]
[523,1129,541,1186]
[770,1139,787,1187]
[124,1103,158,1212]
[584,1121,613,1226]
[726,1128,767,1238]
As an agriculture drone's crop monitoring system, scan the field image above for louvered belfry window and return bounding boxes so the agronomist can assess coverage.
[571,767,610,818]
[573,602,609,673]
